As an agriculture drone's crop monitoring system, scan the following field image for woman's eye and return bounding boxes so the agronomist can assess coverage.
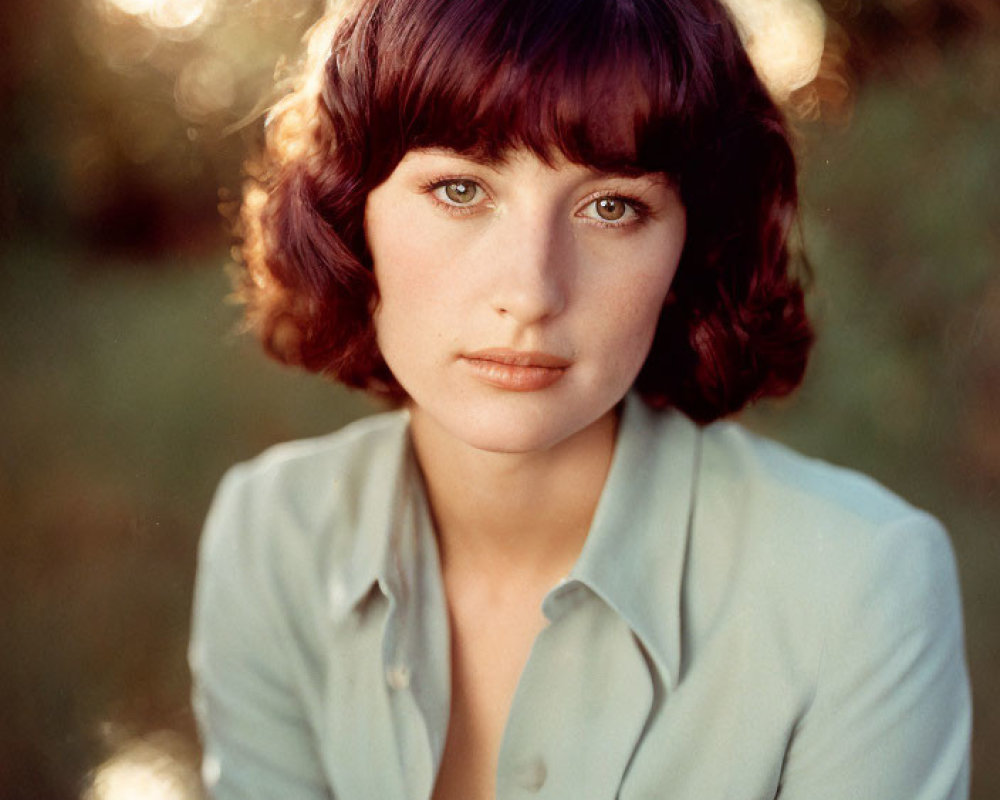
[582,195,640,224]
[432,180,483,206]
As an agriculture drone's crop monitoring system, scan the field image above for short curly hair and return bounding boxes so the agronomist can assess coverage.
[239,0,813,424]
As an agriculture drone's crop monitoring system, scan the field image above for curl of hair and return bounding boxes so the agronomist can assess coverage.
[238,0,813,422]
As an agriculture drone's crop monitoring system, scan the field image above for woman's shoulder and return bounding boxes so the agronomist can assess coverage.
[224,407,410,494]
[686,418,961,645]
[674,418,966,722]
[693,420,956,580]
[624,399,955,576]
[199,409,411,579]
[689,423,969,797]
[698,420,929,532]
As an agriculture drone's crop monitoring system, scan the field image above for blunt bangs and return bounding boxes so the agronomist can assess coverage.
[345,0,722,179]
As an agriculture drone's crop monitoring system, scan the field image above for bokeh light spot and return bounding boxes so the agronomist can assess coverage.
[84,733,202,800]
[76,4,160,70]
[150,0,213,30]
[722,0,827,100]
[175,55,237,121]
[106,0,156,15]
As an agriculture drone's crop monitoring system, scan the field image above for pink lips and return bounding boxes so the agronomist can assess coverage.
[461,348,571,391]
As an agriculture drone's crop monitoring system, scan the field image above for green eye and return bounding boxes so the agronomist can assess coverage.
[443,181,479,204]
[595,197,627,221]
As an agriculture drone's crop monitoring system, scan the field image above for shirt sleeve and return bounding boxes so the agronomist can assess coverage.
[189,466,334,800]
[777,512,971,800]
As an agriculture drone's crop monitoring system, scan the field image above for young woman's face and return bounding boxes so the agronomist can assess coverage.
[365,147,686,454]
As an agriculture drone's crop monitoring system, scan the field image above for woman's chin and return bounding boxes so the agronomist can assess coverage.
[409,394,617,459]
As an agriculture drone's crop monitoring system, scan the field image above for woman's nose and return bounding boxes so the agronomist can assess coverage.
[488,212,570,324]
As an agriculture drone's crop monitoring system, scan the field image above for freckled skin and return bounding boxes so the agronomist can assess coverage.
[365,147,687,457]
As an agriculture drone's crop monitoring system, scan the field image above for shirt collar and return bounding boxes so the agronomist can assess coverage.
[566,394,700,690]
[331,408,415,616]
[333,395,701,692]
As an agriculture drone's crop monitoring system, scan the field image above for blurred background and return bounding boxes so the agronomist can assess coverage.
[0,0,997,797]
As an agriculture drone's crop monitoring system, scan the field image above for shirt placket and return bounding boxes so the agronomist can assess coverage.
[379,465,452,800]
[494,582,655,799]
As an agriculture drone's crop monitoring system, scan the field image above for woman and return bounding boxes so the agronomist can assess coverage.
[190,0,972,797]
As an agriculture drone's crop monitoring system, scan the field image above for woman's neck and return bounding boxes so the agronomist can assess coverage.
[409,405,619,586]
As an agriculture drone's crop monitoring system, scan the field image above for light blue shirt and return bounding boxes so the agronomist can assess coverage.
[190,394,971,799]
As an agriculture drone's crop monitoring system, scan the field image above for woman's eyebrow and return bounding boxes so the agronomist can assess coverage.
[587,170,673,190]
[413,147,508,170]
[409,149,671,189]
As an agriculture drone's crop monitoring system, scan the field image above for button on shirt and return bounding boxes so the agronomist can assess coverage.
[189,395,971,799]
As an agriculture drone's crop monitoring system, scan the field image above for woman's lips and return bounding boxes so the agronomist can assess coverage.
[461,349,571,391]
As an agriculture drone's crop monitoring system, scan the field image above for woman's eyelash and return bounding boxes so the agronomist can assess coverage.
[580,193,653,228]
[418,177,653,226]
[419,176,486,213]
[421,175,475,191]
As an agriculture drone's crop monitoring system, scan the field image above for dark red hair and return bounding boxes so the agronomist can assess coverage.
[239,0,813,424]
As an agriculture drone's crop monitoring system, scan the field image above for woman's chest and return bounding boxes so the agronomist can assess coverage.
[313,588,809,800]
[431,584,550,799]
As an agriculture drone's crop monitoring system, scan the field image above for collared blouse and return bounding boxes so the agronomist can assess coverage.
[189,394,971,799]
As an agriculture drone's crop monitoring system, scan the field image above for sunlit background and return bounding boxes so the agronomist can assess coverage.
[1,0,998,797]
